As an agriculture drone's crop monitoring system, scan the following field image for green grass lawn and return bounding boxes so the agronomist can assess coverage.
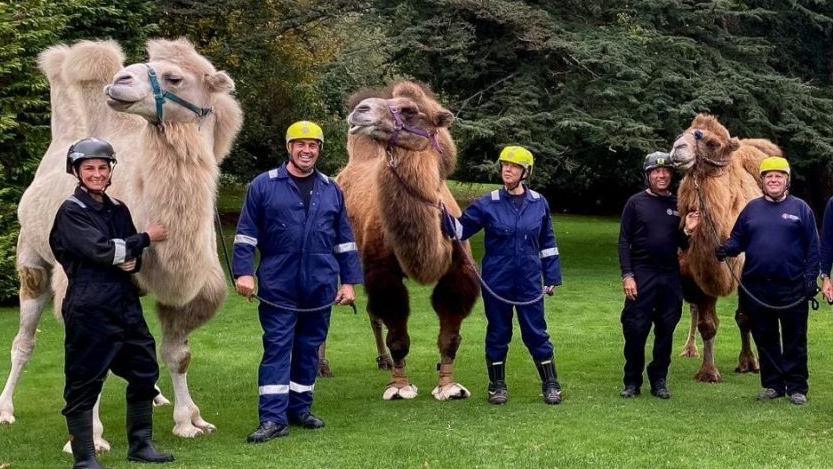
[3,189,833,468]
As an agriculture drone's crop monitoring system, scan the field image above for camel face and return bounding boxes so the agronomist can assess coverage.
[670,131,697,171]
[105,61,211,123]
[670,114,739,172]
[348,96,449,152]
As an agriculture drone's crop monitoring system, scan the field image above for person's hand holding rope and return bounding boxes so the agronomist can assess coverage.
[622,275,637,300]
[235,275,257,302]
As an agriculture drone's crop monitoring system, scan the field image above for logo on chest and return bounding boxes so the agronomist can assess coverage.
[781,213,800,222]
[666,208,679,216]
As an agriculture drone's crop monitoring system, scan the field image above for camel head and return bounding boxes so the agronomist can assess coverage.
[104,38,235,125]
[347,82,454,155]
[670,113,740,173]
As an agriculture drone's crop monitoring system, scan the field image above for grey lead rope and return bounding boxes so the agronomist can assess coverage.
[692,179,817,311]
[439,205,552,306]
[214,210,357,314]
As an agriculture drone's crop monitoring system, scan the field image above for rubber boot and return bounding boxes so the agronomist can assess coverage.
[535,358,563,405]
[486,361,508,405]
[66,410,104,469]
[126,401,175,463]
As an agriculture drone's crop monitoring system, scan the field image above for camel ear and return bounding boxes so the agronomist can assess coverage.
[206,71,235,93]
[435,110,454,128]
[727,137,740,153]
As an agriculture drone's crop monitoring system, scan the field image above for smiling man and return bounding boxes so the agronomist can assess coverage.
[707,156,820,405]
[618,151,697,400]
[232,121,362,443]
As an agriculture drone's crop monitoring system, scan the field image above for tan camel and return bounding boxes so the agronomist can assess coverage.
[0,38,243,447]
[671,114,777,381]
[339,81,480,400]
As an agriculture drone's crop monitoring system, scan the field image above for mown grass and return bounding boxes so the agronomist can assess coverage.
[3,183,833,468]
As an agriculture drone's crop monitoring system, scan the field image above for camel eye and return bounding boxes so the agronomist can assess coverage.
[165,75,183,85]
[401,108,417,117]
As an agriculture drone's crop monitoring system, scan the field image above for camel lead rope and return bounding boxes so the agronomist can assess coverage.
[692,185,817,311]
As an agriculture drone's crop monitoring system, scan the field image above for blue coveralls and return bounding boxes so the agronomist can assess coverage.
[454,187,562,362]
[49,187,159,417]
[232,163,362,425]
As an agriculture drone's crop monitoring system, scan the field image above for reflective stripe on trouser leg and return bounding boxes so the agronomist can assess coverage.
[258,304,297,425]
[516,299,554,361]
[482,291,514,363]
[287,308,332,417]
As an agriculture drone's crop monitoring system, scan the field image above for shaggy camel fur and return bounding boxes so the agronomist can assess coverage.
[0,39,242,448]
[339,81,480,400]
[671,114,776,382]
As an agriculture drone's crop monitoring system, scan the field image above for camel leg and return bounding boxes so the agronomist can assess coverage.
[430,244,478,401]
[317,342,333,378]
[370,312,393,370]
[0,265,51,425]
[734,305,759,373]
[694,297,722,382]
[157,270,225,438]
[680,303,700,358]
[365,260,415,400]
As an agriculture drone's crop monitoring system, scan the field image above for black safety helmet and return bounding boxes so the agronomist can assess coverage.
[643,151,674,174]
[66,138,117,175]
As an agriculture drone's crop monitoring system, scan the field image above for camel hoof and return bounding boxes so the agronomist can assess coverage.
[193,418,216,434]
[63,437,110,454]
[94,437,111,454]
[383,384,418,400]
[694,369,722,383]
[680,344,699,358]
[153,394,171,407]
[0,410,15,425]
[735,356,760,374]
[431,383,471,401]
[377,355,394,371]
[173,423,205,438]
[318,359,334,378]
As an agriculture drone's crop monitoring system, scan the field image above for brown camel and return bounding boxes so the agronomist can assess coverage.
[338,81,480,400]
[0,38,242,448]
[671,114,777,382]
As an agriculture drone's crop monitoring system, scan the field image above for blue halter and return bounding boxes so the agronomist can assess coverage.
[145,64,213,124]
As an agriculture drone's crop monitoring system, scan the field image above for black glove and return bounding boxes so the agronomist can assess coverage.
[439,204,458,240]
[806,279,819,299]
[714,245,728,262]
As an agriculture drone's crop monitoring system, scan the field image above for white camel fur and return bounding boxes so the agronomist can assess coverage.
[0,38,243,449]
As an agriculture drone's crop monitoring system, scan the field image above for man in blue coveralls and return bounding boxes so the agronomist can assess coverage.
[233,121,363,443]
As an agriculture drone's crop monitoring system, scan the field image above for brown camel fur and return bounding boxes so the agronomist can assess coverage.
[339,81,480,400]
[671,114,777,382]
[0,39,243,448]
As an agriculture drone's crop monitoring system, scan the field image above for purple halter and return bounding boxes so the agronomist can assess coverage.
[387,104,444,155]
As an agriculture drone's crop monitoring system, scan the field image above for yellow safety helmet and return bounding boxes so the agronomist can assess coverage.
[759,156,790,176]
[497,146,534,172]
[285,121,324,144]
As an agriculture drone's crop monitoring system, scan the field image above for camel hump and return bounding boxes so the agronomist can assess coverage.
[62,40,124,84]
[38,44,70,84]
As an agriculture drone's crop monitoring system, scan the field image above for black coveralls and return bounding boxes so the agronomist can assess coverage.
[618,190,685,388]
[49,187,159,417]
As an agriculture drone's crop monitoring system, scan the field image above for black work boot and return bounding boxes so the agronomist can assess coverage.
[486,361,508,405]
[535,358,563,405]
[66,410,104,469]
[650,378,671,399]
[126,401,175,463]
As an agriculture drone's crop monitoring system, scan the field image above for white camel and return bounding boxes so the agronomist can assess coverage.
[0,38,243,450]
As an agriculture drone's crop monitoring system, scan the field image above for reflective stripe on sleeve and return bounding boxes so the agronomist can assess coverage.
[334,242,357,254]
[289,381,315,393]
[454,219,463,240]
[258,384,289,395]
[234,234,258,246]
[539,247,559,258]
[68,196,87,208]
[112,239,126,264]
